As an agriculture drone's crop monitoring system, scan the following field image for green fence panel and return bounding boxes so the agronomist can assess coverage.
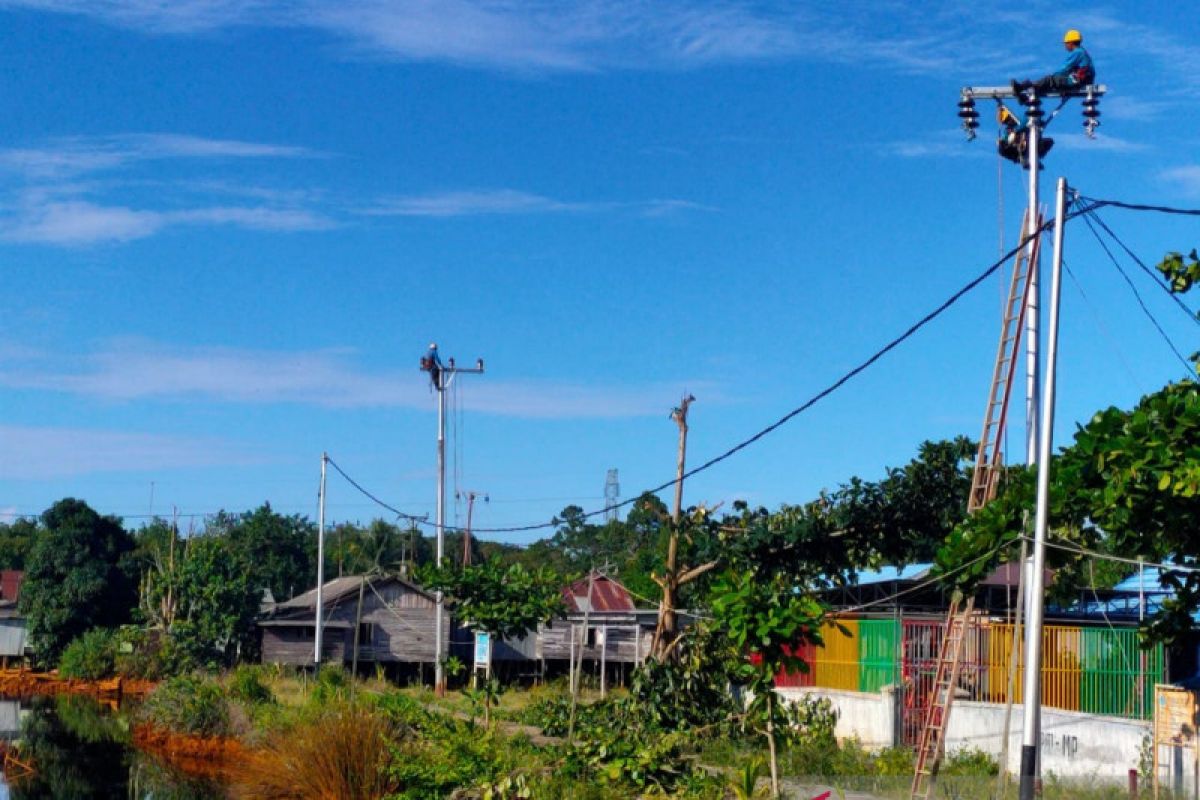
[858,619,899,693]
[1080,628,1163,720]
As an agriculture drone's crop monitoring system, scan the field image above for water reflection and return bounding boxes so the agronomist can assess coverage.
[0,696,227,799]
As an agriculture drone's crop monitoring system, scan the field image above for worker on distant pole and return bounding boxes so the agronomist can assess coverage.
[1011,30,1095,99]
[420,342,443,390]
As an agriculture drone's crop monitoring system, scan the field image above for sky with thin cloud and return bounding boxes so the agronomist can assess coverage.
[1,1,1198,539]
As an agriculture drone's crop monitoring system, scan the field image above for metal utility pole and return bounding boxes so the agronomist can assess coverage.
[1019,176,1068,800]
[457,490,488,569]
[314,452,328,668]
[421,346,485,694]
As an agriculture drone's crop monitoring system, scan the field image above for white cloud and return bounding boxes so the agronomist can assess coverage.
[0,1,1046,76]
[1052,133,1148,153]
[1161,166,1200,196]
[0,339,710,419]
[363,189,597,217]
[0,133,315,180]
[0,199,335,244]
[361,189,708,219]
[0,424,259,479]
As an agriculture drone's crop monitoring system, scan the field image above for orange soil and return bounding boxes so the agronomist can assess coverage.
[132,724,247,779]
[0,669,156,700]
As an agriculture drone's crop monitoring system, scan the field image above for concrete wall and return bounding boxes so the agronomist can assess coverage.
[947,700,1148,782]
[777,686,897,750]
[777,686,1149,785]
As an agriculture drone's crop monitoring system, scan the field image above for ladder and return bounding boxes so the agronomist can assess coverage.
[909,211,1043,800]
[910,596,977,800]
[966,210,1042,514]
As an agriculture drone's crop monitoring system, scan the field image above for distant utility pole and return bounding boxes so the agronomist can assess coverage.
[604,469,620,523]
[420,344,485,694]
[314,452,328,668]
[456,490,489,569]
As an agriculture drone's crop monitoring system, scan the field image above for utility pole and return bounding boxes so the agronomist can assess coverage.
[314,452,327,669]
[420,344,485,694]
[457,490,488,569]
[1018,177,1067,800]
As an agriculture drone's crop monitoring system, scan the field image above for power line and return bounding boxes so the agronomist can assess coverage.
[1076,197,1200,219]
[1077,203,1200,330]
[1073,204,1194,374]
[328,217,1071,536]
[324,457,429,526]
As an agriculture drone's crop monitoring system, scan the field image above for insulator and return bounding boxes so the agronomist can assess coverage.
[958,98,975,109]
[1083,108,1100,119]
[958,109,980,120]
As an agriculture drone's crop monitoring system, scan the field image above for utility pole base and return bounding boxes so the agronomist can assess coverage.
[1019,745,1038,799]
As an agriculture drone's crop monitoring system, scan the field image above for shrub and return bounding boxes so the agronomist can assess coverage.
[58,629,117,680]
[237,701,400,800]
[310,665,351,705]
[140,675,230,737]
[228,665,275,706]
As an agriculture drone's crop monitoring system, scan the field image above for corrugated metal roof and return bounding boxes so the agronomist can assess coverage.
[275,574,432,611]
[563,573,636,613]
[851,564,931,585]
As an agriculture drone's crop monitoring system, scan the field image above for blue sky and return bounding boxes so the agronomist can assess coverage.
[1,2,1198,542]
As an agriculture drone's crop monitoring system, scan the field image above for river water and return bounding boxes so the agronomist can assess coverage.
[0,696,229,799]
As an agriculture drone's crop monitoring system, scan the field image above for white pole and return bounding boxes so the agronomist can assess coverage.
[315,452,327,667]
[1019,176,1067,800]
[435,375,447,693]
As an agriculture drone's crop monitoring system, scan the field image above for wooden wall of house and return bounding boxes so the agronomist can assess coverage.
[539,617,650,664]
[262,627,348,666]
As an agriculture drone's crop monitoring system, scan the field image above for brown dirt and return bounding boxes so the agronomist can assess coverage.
[0,668,156,701]
[132,724,247,779]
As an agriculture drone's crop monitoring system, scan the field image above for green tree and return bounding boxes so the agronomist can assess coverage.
[421,558,564,719]
[170,535,260,666]
[20,499,137,666]
[0,518,35,570]
[709,569,827,799]
[214,504,315,601]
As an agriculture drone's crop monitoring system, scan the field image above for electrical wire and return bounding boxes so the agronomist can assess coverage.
[325,457,429,525]
[1077,205,1200,330]
[1019,533,1200,575]
[1073,202,1193,374]
[831,544,1007,614]
[1061,258,1142,390]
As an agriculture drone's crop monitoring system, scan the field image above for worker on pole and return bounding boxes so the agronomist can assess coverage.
[996,103,1054,169]
[420,342,443,390]
[1011,30,1096,99]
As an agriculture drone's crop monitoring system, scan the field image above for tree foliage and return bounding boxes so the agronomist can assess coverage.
[20,499,137,666]
[420,558,564,641]
[936,379,1200,642]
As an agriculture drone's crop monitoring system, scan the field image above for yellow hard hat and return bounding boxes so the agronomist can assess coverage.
[1063,29,1082,43]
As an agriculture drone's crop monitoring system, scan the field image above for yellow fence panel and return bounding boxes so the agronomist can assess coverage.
[813,619,859,691]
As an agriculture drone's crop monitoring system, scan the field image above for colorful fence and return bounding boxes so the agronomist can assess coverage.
[775,616,1164,743]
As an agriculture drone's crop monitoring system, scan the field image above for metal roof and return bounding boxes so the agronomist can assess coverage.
[851,564,932,585]
[274,574,433,612]
[563,572,637,613]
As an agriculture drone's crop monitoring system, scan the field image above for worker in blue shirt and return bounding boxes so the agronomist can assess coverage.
[420,342,443,389]
[1011,29,1095,98]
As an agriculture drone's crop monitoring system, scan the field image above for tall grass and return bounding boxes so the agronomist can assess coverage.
[235,702,399,800]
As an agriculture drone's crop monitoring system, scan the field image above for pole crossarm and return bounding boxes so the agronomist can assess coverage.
[960,84,1107,100]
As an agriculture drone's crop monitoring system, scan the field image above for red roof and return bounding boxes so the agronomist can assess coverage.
[0,571,22,603]
[562,573,636,613]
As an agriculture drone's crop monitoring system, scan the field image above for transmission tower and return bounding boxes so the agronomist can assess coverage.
[604,469,620,522]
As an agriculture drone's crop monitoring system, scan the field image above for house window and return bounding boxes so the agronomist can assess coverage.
[357,623,374,644]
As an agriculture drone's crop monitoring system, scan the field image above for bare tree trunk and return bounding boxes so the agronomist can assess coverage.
[766,693,780,799]
[652,394,694,661]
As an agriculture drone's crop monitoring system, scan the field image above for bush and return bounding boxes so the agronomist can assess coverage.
[140,675,230,737]
[228,665,274,706]
[237,700,399,800]
[58,628,117,680]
